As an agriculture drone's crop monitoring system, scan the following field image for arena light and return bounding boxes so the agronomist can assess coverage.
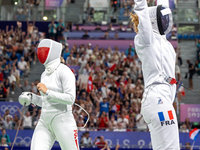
[14,2,18,5]
[122,21,128,25]
[101,21,107,25]
[43,16,48,21]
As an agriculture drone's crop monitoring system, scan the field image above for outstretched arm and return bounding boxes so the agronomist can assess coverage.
[133,0,154,46]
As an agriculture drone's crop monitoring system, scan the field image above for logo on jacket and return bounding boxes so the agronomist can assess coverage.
[158,99,163,104]
[158,110,175,126]
[74,130,79,150]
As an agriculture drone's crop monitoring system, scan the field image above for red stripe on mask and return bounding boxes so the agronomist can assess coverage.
[37,47,50,64]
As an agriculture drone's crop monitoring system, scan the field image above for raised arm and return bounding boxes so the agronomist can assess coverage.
[133,0,154,46]
[33,18,35,27]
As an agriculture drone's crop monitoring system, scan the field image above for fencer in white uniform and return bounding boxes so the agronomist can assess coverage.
[18,39,79,150]
[132,0,180,149]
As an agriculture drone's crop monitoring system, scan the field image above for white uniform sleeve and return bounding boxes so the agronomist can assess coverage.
[157,0,169,7]
[46,67,76,105]
[134,0,154,46]
[32,93,43,107]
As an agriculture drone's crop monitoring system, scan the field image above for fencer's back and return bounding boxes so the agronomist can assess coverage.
[134,33,176,89]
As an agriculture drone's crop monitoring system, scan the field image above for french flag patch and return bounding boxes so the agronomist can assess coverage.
[158,110,175,126]
[158,110,174,121]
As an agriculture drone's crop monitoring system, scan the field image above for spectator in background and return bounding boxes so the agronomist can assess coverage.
[19,80,31,92]
[29,44,37,65]
[31,82,37,94]
[99,98,109,115]
[180,124,189,133]
[102,31,110,39]
[118,24,125,31]
[62,44,70,60]
[97,111,109,130]
[2,115,12,130]
[0,69,4,83]
[195,39,200,61]
[11,66,20,85]
[3,66,10,80]
[2,110,11,121]
[48,20,57,40]
[18,57,28,77]
[1,50,9,60]
[27,18,35,35]
[93,136,107,149]
[66,53,75,65]
[8,72,16,94]
[86,43,93,55]
[0,129,11,146]
[23,42,30,55]
[24,53,32,68]
[125,44,135,57]
[0,137,8,147]
[184,118,192,129]
[80,131,92,148]
[135,114,147,131]
[3,78,10,98]
[185,142,191,149]
[57,19,65,42]
[18,108,36,130]
[75,25,81,31]
[0,82,4,100]
[127,23,134,31]
[195,60,200,77]
[187,60,195,89]
[95,25,101,31]
[78,55,87,67]
[114,33,119,39]
[117,113,129,129]
[85,3,94,22]
[109,115,117,129]
[82,31,90,39]
[169,31,177,40]
[172,25,177,32]
[175,47,183,66]
[107,23,115,31]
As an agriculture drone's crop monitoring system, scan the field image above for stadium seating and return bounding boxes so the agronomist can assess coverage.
[189,34,195,40]
[183,34,189,40]
[178,34,182,40]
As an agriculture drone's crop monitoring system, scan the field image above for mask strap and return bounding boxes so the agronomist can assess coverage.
[157,5,164,35]
[74,103,90,128]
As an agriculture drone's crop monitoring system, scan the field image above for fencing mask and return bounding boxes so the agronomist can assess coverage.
[148,3,173,35]
[37,39,62,65]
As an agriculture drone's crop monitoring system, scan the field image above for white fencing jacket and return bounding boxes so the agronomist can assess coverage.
[134,0,176,101]
[32,63,76,123]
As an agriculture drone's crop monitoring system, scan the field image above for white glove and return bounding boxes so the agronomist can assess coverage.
[18,92,32,106]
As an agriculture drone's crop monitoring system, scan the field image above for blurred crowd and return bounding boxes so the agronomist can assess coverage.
[16,0,42,20]
[84,0,156,22]
[70,43,146,131]
[0,22,43,100]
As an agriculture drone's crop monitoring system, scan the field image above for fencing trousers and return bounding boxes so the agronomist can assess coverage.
[31,112,79,150]
[141,84,180,150]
